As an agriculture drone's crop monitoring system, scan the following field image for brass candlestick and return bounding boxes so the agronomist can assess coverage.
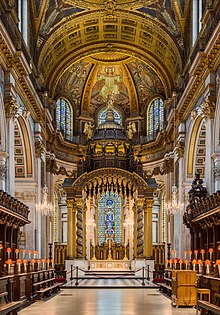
[107,239,112,260]
[123,244,128,260]
[91,245,97,260]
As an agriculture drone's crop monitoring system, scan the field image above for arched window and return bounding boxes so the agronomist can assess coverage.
[98,108,122,126]
[192,0,204,45]
[147,98,164,140]
[56,98,72,141]
[98,192,122,244]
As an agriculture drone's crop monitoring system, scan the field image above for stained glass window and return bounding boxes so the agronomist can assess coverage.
[56,98,73,141]
[98,108,121,126]
[98,192,122,244]
[147,98,164,140]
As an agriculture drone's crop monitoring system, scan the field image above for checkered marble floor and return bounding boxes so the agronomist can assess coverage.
[64,278,155,287]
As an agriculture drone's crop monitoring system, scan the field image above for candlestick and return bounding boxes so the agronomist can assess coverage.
[205,260,210,275]
[198,260,202,273]
[28,250,32,260]
[15,249,19,260]
[188,251,192,261]
[167,220,170,243]
[49,221,52,244]
[22,250,26,259]
[192,260,197,271]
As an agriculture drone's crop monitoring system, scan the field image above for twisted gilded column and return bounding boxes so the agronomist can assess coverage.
[136,198,144,257]
[76,198,84,258]
[67,199,76,259]
[133,204,137,258]
[143,199,153,258]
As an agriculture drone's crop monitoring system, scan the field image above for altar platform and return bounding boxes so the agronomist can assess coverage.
[89,259,131,271]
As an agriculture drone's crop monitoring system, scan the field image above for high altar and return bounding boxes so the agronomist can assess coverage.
[63,103,156,272]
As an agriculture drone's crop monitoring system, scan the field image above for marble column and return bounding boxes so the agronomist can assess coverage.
[201,95,216,193]
[144,199,153,258]
[6,101,18,196]
[67,199,76,259]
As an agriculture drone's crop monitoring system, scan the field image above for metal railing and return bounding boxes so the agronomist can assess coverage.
[66,264,152,287]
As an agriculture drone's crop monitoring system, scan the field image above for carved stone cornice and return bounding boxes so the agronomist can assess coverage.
[200,95,216,119]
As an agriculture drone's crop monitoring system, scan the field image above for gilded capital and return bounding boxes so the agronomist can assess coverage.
[175,140,185,159]
[145,199,154,209]
[67,199,75,209]
[136,198,144,208]
[200,96,216,119]
[5,97,19,119]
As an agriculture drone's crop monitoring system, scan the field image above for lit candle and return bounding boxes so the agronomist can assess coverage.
[188,251,192,261]
[216,260,220,276]
[6,248,12,259]
[15,249,19,260]
[179,259,183,270]
[37,259,41,270]
[192,259,197,271]
[171,250,176,259]
[201,249,205,261]
[33,251,38,259]
[22,250,26,259]
[168,259,172,268]
[6,259,12,274]
[16,259,22,273]
[184,251,187,260]
[194,250,198,260]
[42,259,46,270]
[51,259,54,269]
[165,259,168,268]
[174,259,177,270]
[185,260,189,270]
[28,250,32,260]
[23,259,28,273]
[208,248,213,261]
[46,259,50,269]
[205,260,210,274]
[198,260,202,273]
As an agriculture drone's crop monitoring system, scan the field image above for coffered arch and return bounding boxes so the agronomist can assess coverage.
[37,11,183,97]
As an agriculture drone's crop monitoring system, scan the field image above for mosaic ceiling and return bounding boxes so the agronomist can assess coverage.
[30,0,190,109]
[55,55,165,116]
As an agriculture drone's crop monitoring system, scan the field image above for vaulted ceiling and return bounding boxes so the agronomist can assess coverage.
[29,0,191,112]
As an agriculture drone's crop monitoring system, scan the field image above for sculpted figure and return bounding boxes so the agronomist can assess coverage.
[83,122,94,139]
[127,122,137,140]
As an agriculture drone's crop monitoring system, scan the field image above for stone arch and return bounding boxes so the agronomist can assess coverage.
[37,12,183,97]
[186,115,205,179]
[15,116,34,178]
